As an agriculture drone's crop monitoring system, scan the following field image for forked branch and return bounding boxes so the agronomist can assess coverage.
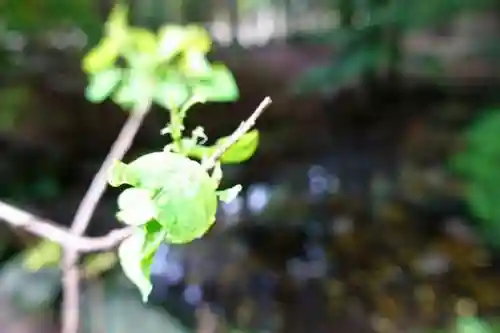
[0,96,272,333]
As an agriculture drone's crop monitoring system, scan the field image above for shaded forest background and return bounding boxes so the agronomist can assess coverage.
[2,0,500,332]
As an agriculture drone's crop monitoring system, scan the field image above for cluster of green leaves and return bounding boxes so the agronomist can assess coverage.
[450,110,500,248]
[82,4,260,302]
[83,4,238,109]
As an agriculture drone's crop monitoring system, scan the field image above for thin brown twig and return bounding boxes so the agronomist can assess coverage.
[62,100,151,333]
[202,96,272,169]
[0,200,133,252]
[0,96,272,333]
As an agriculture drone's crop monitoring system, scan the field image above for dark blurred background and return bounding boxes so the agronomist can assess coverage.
[2,0,500,332]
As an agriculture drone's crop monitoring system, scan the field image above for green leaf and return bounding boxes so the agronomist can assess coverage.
[118,222,167,303]
[82,252,118,279]
[116,188,156,226]
[151,154,218,243]
[157,25,211,61]
[85,68,122,103]
[118,230,153,302]
[188,130,259,164]
[110,152,219,244]
[128,27,158,54]
[182,25,212,53]
[156,180,217,244]
[193,64,239,102]
[157,25,189,61]
[22,240,62,271]
[112,81,136,110]
[219,130,259,163]
[108,160,132,187]
[143,220,168,258]
[112,71,153,109]
[108,152,173,189]
[180,95,206,114]
[153,79,189,110]
[217,184,242,203]
[105,3,129,44]
[129,72,154,100]
[82,38,120,74]
[180,51,212,78]
[185,145,212,161]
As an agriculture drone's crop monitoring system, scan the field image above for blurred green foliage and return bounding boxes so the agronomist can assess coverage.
[450,111,500,248]
[82,5,239,108]
[0,0,101,39]
[0,85,30,132]
[297,0,499,93]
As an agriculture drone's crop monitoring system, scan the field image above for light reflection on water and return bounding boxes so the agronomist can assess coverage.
[151,244,185,285]
[151,162,343,287]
